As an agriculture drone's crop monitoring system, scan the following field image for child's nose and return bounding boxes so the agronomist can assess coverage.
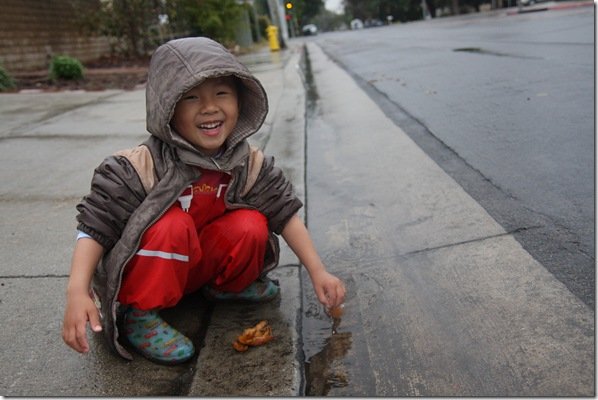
[200,98,218,114]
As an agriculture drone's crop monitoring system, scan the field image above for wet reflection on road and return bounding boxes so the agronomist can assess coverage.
[237,47,283,73]
[303,274,368,396]
[305,331,353,395]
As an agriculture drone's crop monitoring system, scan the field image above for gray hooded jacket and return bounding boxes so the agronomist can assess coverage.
[76,37,302,360]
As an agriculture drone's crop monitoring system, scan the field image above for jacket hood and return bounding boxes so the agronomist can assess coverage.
[145,37,268,167]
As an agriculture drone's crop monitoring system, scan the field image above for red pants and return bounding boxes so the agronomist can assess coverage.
[118,206,268,310]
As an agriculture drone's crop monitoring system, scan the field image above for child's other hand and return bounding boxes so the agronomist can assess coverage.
[311,270,346,309]
[62,291,102,353]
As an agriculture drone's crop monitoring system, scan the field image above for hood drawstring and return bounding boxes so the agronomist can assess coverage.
[178,185,193,212]
[210,147,225,170]
[210,157,222,170]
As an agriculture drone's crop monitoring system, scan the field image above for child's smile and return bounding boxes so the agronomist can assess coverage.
[199,120,224,136]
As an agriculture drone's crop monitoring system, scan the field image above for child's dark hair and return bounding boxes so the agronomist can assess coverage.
[231,75,245,110]
[232,75,244,95]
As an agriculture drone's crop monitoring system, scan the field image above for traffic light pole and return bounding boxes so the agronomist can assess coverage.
[284,2,297,38]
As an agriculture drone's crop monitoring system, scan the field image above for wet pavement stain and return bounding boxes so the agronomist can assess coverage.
[300,44,319,116]
[453,47,542,60]
[305,332,353,395]
[300,47,378,396]
[301,271,356,396]
[301,272,378,396]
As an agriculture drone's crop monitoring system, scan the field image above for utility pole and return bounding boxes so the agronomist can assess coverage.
[267,0,289,47]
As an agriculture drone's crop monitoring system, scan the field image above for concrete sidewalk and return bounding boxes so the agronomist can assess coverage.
[0,42,306,396]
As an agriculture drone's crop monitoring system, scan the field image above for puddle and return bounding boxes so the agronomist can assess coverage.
[299,44,319,116]
[301,273,367,396]
[239,49,282,65]
[303,298,354,396]
[238,49,286,73]
[300,48,377,396]
[305,331,353,395]
[453,47,516,57]
[299,50,360,395]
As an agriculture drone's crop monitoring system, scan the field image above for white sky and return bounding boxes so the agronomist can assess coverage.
[325,0,344,13]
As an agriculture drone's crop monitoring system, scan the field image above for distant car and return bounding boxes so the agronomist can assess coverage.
[350,18,364,30]
[520,0,546,5]
[302,24,318,36]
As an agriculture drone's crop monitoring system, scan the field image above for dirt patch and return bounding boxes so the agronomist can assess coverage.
[8,55,150,92]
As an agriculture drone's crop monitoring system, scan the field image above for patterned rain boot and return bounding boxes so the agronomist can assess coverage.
[202,277,280,303]
[124,308,195,365]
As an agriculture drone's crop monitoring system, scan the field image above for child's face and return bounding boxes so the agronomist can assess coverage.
[171,76,239,156]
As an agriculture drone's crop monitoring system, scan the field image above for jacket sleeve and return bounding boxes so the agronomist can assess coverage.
[240,154,303,235]
[76,155,147,249]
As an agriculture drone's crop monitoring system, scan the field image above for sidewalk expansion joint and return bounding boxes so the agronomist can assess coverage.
[0,133,148,141]
[0,195,83,202]
[401,226,543,259]
[36,92,123,122]
[0,274,69,279]
[353,226,543,269]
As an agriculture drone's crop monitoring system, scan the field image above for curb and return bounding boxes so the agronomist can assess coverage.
[187,42,307,396]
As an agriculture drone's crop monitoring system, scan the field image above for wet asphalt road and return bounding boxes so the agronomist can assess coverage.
[300,6,594,396]
[310,6,595,309]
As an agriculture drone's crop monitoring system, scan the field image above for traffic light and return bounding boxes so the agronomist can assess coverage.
[286,2,293,9]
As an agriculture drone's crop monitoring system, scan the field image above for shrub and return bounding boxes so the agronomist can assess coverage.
[49,55,84,80]
[0,65,16,91]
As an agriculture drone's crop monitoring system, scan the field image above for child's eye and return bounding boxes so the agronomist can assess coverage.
[183,95,198,100]
[216,90,230,96]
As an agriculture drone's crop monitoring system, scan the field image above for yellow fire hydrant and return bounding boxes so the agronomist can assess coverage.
[266,25,280,51]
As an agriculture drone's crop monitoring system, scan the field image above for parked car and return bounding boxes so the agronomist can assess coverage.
[364,18,384,28]
[520,0,547,6]
[302,24,318,36]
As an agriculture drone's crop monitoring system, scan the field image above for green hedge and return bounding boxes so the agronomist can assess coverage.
[49,55,84,80]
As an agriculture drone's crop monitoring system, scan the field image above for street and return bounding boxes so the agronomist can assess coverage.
[301,6,594,396]
[312,5,595,309]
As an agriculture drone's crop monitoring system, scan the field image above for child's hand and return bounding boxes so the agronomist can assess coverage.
[280,215,346,308]
[62,290,102,353]
[310,269,346,309]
